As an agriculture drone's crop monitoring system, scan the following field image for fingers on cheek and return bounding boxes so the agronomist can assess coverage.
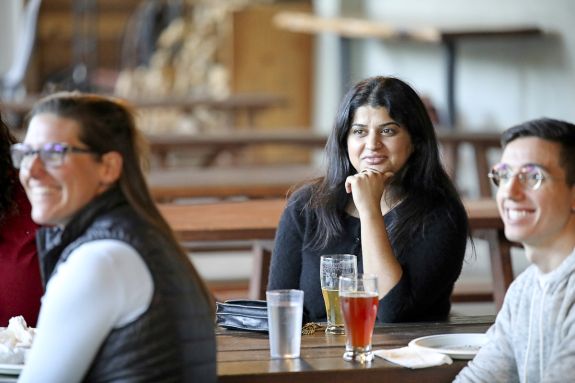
[345,177,354,193]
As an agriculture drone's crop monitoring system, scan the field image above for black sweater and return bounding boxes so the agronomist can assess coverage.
[268,186,468,323]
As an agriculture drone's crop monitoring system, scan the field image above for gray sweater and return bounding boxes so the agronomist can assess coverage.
[454,248,575,383]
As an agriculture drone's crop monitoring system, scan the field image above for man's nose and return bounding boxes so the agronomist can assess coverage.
[500,174,524,200]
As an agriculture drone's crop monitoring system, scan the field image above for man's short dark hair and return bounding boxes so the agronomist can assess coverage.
[502,118,575,186]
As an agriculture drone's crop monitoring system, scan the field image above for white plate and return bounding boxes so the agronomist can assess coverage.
[0,363,23,375]
[408,333,488,360]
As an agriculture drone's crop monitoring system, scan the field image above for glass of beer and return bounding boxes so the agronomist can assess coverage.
[320,254,357,335]
[339,274,379,363]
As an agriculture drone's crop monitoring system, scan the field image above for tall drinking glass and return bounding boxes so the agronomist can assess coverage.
[320,254,357,335]
[339,274,379,363]
[266,289,304,359]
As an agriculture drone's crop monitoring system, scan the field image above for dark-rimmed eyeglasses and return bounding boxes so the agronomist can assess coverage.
[488,163,547,190]
[10,143,98,169]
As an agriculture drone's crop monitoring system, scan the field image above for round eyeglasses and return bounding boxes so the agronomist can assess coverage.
[488,163,547,190]
[10,143,98,169]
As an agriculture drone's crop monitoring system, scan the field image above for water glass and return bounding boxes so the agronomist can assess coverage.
[266,289,304,359]
[320,254,357,334]
[339,274,379,363]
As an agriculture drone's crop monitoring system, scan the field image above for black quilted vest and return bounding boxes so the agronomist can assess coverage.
[36,188,217,382]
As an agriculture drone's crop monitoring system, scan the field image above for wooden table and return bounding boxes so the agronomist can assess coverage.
[159,199,285,242]
[217,315,494,383]
[159,198,513,310]
[0,316,494,383]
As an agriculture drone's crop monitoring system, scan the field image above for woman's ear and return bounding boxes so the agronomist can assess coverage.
[99,151,123,185]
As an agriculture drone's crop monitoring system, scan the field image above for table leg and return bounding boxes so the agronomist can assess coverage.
[249,241,273,300]
[155,149,168,168]
[474,144,492,197]
[444,39,457,129]
[481,229,514,311]
[441,141,458,181]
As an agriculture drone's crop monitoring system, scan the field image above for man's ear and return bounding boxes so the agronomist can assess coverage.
[99,151,123,185]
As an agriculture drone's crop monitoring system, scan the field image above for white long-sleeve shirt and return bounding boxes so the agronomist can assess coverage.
[454,248,575,383]
[18,239,153,383]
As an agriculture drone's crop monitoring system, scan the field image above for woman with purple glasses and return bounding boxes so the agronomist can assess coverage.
[13,92,216,383]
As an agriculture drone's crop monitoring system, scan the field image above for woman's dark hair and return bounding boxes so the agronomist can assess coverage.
[0,110,18,223]
[26,92,214,308]
[502,117,575,186]
[302,76,466,249]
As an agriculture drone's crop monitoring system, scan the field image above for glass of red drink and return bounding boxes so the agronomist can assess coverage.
[339,274,379,363]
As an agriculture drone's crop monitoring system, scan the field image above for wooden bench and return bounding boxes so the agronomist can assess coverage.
[145,129,501,197]
[437,131,501,197]
[1,92,287,129]
[147,165,322,201]
[147,129,326,167]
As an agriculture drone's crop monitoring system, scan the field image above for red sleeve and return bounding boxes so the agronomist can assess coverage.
[0,185,43,327]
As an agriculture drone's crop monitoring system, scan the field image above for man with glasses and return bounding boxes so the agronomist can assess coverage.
[454,118,575,383]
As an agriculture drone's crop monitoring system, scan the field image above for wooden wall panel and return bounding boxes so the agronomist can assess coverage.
[31,0,314,166]
[32,0,142,91]
[230,2,313,163]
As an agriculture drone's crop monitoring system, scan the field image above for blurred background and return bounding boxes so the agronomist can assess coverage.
[2,0,573,311]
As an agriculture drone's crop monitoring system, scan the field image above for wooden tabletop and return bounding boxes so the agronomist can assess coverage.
[159,199,286,242]
[159,197,500,242]
[217,315,494,383]
[462,198,503,230]
[0,316,494,383]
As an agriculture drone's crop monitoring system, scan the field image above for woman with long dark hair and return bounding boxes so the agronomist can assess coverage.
[268,76,469,323]
[14,93,216,382]
[0,110,42,326]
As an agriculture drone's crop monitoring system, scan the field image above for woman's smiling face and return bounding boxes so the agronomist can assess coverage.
[19,113,108,226]
[347,105,413,175]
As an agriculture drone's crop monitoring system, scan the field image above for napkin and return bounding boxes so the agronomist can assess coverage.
[0,316,35,364]
[374,346,453,369]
